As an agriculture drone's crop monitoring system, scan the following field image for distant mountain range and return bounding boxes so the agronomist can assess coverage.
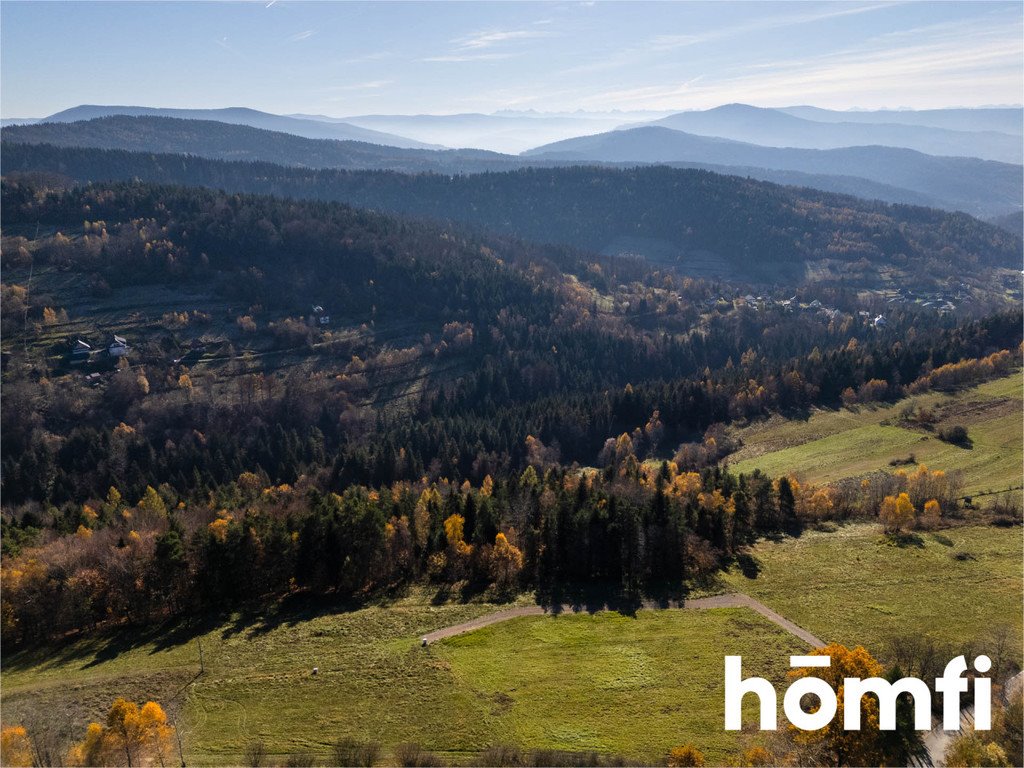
[638,104,1021,164]
[321,112,663,154]
[3,103,1022,219]
[776,105,1023,135]
[4,105,438,149]
[524,126,1022,218]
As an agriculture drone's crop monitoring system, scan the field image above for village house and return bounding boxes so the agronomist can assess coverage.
[308,305,331,327]
[68,339,92,365]
[107,335,129,359]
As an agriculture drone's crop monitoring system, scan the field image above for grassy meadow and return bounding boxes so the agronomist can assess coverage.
[722,523,1023,661]
[1,593,805,765]
[728,374,1022,497]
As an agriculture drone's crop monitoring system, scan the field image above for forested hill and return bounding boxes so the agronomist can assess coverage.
[3,141,1020,285]
[524,125,1023,218]
[2,116,524,174]
[5,115,1022,217]
[3,177,1022,512]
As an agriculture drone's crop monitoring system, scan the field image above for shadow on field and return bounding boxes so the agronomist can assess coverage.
[533,581,694,617]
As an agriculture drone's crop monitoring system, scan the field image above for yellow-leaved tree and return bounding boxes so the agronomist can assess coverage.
[879,492,915,533]
[788,644,885,767]
[667,743,705,767]
[68,698,175,767]
[490,532,524,592]
[1,725,34,767]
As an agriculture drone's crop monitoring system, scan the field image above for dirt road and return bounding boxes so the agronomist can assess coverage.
[419,592,824,647]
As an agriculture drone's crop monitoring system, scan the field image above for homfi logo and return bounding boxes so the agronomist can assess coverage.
[724,654,992,731]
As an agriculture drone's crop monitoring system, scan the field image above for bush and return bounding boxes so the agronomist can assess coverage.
[243,740,267,768]
[332,737,381,767]
[393,743,442,768]
[478,745,525,767]
[938,425,971,448]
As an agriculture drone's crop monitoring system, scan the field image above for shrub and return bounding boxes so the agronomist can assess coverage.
[478,745,525,767]
[243,740,267,767]
[667,744,705,767]
[938,425,971,448]
[394,743,442,768]
[332,737,381,767]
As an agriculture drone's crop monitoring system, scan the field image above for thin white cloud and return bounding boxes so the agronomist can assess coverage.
[420,52,519,63]
[574,15,1023,111]
[453,28,554,51]
[287,29,315,43]
[421,23,556,63]
[325,80,394,92]
[651,1,901,51]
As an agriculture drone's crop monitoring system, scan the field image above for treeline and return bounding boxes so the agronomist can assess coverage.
[2,463,796,647]
[3,142,1020,282]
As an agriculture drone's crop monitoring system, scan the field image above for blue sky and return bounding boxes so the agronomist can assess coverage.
[2,1,1021,118]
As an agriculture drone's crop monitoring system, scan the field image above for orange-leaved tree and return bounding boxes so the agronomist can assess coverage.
[788,643,887,767]
[68,698,175,767]
[1,725,34,767]
[667,743,705,767]
[490,532,524,591]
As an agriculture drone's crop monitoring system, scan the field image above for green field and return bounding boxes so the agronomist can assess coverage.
[5,522,1020,764]
[1,594,804,765]
[434,609,804,763]
[728,374,1023,497]
[723,523,1023,659]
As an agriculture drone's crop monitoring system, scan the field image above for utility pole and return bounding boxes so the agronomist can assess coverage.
[175,720,187,767]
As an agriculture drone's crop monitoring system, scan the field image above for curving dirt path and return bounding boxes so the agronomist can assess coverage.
[419,592,824,647]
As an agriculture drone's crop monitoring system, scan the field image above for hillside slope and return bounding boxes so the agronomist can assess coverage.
[3,142,1020,288]
[525,126,1023,218]
[645,104,1022,163]
[40,105,437,149]
[2,116,518,173]
[3,117,1012,215]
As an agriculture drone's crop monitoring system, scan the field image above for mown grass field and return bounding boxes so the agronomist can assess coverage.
[434,609,804,763]
[1,593,804,765]
[722,523,1023,661]
[728,374,1023,497]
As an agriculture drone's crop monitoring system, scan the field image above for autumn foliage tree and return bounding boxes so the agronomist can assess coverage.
[68,698,175,767]
[490,532,524,593]
[0,726,34,767]
[879,493,915,533]
[787,644,918,767]
[667,743,705,767]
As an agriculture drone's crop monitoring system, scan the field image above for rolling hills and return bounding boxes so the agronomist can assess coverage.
[4,141,1021,288]
[34,105,437,149]
[1,116,520,174]
[524,125,1024,219]
[642,103,1022,163]
[5,115,1022,218]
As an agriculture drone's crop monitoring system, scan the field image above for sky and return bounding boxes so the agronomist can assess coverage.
[1,1,1021,118]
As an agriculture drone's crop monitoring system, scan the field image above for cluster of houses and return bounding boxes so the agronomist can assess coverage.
[884,286,968,315]
[694,284,973,328]
[67,334,129,367]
